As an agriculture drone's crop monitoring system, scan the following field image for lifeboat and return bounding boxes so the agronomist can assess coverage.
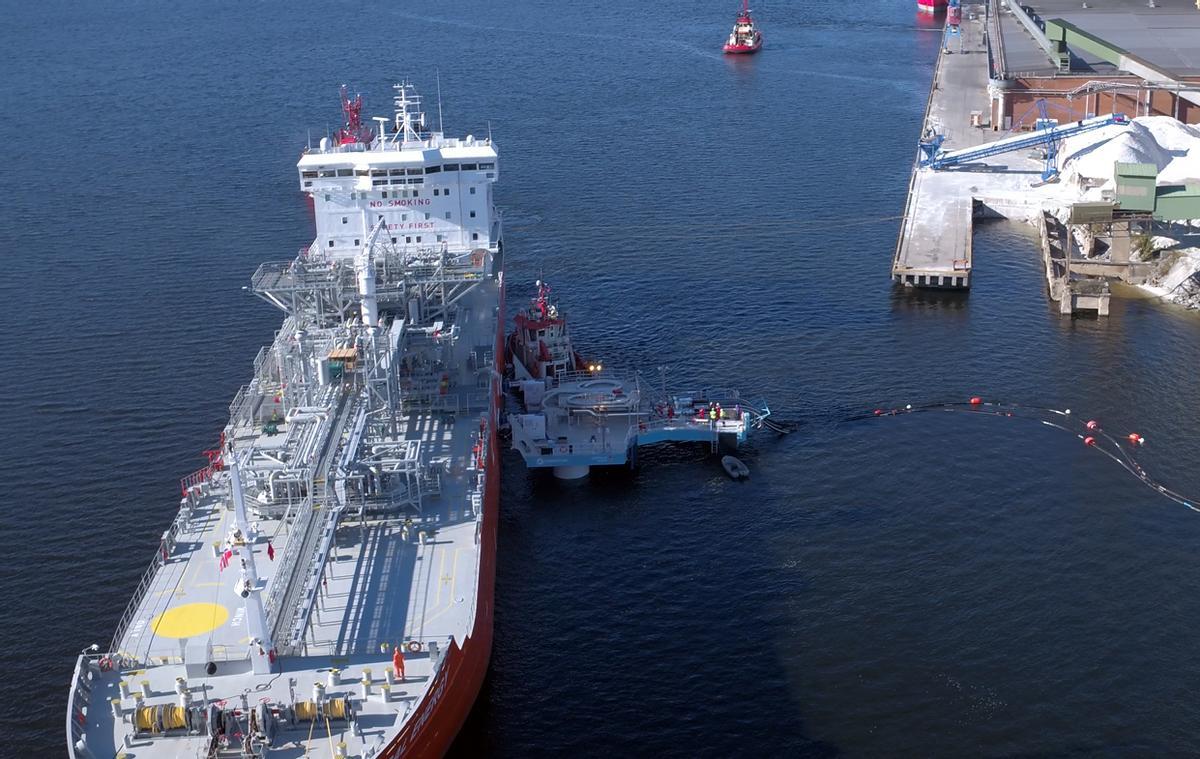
[721,455,750,480]
[723,0,762,54]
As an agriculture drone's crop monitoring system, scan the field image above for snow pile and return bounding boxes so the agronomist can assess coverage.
[1058,116,1200,187]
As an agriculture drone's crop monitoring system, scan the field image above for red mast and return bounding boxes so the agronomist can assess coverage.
[335,85,375,146]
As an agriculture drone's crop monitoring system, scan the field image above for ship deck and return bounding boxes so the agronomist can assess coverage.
[70,281,499,758]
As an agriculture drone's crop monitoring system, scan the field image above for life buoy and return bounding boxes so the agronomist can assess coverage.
[98,656,114,672]
[406,640,421,653]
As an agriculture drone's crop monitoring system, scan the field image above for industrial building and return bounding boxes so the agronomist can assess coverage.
[990,0,1200,128]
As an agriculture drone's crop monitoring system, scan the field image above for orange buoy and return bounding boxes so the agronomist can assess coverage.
[970,397,982,405]
[1086,420,1099,431]
[1083,436,1096,446]
[1128,433,1143,445]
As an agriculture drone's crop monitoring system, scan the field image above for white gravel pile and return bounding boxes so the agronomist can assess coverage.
[1059,116,1200,187]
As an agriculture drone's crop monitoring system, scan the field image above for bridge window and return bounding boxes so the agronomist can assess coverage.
[444,212,451,219]
[469,187,476,194]
[445,188,451,196]
[406,168,423,175]
[406,236,412,243]
[355,169,368,176]
[425,165,441,174]
[472,232,479,240]
[319,170,337,177]
[342,216,348,224]
[433,189,440,196]
[461,163,477,171]
[372,179,387,186]
[416,236,422,242]
[389,169,405,176]
[301,171,318,178]
[469,211,476,218]
[479,162,495,170]
[370,169,387,177]
[443,164,459,172]
[336,168,353,177]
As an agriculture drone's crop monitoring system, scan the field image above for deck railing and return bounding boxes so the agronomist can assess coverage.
[107,514,185,657]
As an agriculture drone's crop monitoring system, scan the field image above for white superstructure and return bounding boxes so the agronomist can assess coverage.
[299,83,499,257]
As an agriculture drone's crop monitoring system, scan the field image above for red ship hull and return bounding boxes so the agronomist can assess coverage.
[723,38,762,54]
[377,273,505,758]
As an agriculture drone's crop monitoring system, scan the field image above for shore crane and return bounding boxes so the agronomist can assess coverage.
[919,102,1130,181]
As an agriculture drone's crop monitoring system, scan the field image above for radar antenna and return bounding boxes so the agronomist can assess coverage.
[392,81,428,144]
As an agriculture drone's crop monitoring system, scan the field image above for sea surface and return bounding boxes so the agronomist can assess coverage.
[3,0,1200,755]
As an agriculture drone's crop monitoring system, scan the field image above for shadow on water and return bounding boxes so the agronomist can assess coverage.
[890,285,970,312]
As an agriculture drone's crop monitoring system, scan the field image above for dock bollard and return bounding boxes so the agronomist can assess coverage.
[118,680,130,699]
[336,741,349,758]
[385,666,396,685]
[110,697,122,719]
[380,683,392,703]
[327,668,340,688]
[360,668,372,698]
[140,680,151,698]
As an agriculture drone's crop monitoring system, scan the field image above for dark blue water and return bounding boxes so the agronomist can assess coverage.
[5,0,1200,755]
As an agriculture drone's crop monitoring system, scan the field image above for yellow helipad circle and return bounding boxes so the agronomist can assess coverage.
[151,603,229,638]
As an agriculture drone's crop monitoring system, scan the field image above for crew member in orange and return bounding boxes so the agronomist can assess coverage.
[393,645,406,682]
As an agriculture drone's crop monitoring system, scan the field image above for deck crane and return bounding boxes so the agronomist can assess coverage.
[919,102,1130,181]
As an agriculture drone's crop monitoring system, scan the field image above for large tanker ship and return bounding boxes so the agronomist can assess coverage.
[66,81,503,758]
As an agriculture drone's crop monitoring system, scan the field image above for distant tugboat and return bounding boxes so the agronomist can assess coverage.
[723,0,763,54]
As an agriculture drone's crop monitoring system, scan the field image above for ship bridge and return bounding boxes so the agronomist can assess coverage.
[299,82,500,259]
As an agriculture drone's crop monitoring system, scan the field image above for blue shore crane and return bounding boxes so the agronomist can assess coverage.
[919,104,1130,181]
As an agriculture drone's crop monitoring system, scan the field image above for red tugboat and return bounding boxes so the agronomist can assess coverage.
[723,0,763,54]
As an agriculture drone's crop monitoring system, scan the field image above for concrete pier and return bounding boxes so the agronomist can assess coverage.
[892,0,993,290]
[1039,211,1111,315]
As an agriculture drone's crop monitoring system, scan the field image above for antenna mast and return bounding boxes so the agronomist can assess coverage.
[436,69,445,134]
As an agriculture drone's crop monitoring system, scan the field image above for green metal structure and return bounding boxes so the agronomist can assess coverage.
[1154,184,1200,221]
[1114,162,1157,213]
